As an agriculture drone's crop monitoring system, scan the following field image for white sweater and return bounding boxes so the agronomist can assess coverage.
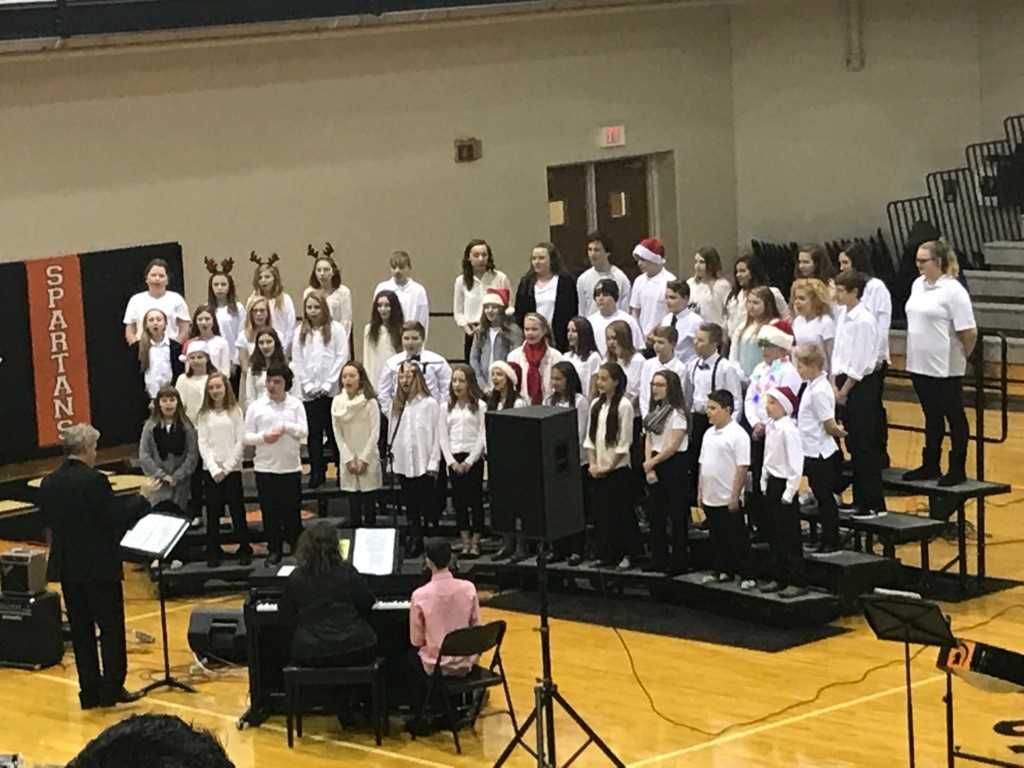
[196,407,246,476]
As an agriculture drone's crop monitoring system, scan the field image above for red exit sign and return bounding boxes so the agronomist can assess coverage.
[599,124,626,148]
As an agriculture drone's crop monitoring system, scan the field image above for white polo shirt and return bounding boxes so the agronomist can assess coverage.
[699,420,750,507]
[798,373,839,459]
[630,268,676,335]
[904,275,976,378]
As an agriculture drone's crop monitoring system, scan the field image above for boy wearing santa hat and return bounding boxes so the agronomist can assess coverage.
[629,238,677,345]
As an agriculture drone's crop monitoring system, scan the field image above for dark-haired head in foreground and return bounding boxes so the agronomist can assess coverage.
[66,714,234,768]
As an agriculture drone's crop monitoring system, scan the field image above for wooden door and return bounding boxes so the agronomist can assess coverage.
[595,156,649,281]
[546,164,590,275]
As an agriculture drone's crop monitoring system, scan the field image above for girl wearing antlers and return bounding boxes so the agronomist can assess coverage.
[249,251,297,358]
[206,257,246,396]
[303,242,353,337]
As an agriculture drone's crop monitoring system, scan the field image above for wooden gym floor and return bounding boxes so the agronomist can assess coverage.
[2,400,1024,767]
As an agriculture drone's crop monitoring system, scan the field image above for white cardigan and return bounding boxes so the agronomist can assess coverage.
[331,392,382,492]
[507,344,563,404]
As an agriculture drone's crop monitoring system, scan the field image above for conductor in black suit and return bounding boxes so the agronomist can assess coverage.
[39,423,155,710]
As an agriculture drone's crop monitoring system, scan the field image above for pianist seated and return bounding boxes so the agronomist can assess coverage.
[407,538,480,727]
[280,522,378,668]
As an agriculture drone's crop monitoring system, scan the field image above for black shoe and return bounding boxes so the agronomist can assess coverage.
[101,687,142,707]
[267,552,282,566]
[903,465,941,481]
[206,558,220,569]
[238,551,253,567]
[938,470,967,487]
[309,473,325,489]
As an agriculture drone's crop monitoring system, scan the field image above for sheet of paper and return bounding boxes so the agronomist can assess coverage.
[276,565,296,577]
[353,527,396,576]
[339,538,351,562]
[120,513,189,558]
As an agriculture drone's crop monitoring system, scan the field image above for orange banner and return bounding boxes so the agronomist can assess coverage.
[26,255,92,447]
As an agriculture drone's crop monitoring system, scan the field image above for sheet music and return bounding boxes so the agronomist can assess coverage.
[120,513,189,559]
[276,565,296,577]
[352,528,396,576]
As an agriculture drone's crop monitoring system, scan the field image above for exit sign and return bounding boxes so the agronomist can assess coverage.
[599,125,626,148]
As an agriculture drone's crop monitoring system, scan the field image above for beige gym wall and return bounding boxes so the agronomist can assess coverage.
[0,4,736,360]
[979,0,1024,137]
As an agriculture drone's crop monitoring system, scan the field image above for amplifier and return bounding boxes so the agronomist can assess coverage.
[0,591,63,669]
[187,608,248,664]
[0,548,47,598]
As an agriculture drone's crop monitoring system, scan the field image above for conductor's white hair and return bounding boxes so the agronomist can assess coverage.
[59,423,100,456]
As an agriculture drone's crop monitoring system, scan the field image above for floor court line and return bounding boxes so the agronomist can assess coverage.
[125,593,239,624]
[627,674,945,767]
[31,672,454,768]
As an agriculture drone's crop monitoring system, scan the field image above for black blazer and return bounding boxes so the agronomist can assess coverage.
[40,458,149,583]
[280,563,378,662]
[129,339,185,419]
[514,273,578,352]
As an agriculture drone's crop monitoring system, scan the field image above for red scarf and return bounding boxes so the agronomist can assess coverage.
[523,340,548,405]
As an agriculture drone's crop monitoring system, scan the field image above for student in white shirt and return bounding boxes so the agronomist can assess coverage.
[730,286,783,378]
[188,305,232,376]
[454,239,513,362]
[754,387,806,598]
[469,288,522,388]
[304,243,353,337]
[576,231,631,317]
[245,329,291,405]
[387,362,440,557]
[248,254,297,358]
[791,278,835,367]
[377,321,452,415]
[513,242,578,351]
[794,344,846,553]
[196,372,250,567]
[605,319,646,407]
[724,255,789,350]
[903,240,978,486]
[123,258,191,345]
[661,280,703,364]
[440,364,488,557]
[585,362,638,570]
[588,279,645,357]
[131,308,184,420]
[687,247,731,326]
[362,290,404,391]
[630,238,677,339]
[831,270,885,515]
[331,361,383,528]
[547,361,591,566]
[207,261,247,395]
[237,296,274,402]
[639,326,687,418]
[698,390,751,584]
[373,250,430,336]
[642,369,689,574]
[243,365,308,565]
[507,313,563,405]
[563,316,602,398]
[292,291,349,488]
[175,340,215,426]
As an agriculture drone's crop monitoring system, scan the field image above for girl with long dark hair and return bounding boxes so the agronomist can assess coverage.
[440,364,487,556]
[470,288,522,387]
[513,242,578,351]
[454,239,512,361]
[362,290,404,389]
[332,361,382,527]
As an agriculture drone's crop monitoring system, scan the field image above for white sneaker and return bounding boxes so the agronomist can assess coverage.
[616,557,632,571]
[739,579,757,590]
[701,572,718,584]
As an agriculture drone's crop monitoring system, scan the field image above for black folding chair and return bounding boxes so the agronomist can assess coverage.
[410,619,517,754]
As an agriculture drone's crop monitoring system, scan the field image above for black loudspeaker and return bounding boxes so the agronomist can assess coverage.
[0,591,63,669]
[485,405,583,542]
[187,608,248,664]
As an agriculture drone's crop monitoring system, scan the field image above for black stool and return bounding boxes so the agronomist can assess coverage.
[284,659,388,747]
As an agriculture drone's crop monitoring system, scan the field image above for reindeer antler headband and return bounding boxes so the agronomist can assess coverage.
[204,257,235,276]
[307,241,336,261]
[250,250,280,268]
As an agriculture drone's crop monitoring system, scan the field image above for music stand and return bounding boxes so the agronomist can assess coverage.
[862,591,956,768]
[120,513,196,696]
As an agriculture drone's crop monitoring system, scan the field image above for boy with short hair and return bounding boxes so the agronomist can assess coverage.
[377,321,452,414]
[756,386,806,598]
[698,390,751,584]
[588,278,645,356]
[660,280,703,364]
[373,250,430,334]
[630,238,676,338]
[576,231,631,317]
[639,326,687,418]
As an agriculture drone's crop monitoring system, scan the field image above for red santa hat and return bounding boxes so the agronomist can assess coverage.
[179,338,209,363]
[757,318,795,350]
[766,385,799,417]
[482,287,511,308]
[490,360,521,389]
[632,238,666,265]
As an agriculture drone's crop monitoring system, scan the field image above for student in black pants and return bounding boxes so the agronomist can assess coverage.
[642,370,690,574]
[438,365,487,557]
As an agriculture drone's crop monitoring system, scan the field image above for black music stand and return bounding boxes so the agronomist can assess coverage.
[862,591,956,768]
[121,513,196,697]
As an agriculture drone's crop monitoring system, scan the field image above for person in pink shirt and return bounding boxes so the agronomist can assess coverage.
[407,539,480,731]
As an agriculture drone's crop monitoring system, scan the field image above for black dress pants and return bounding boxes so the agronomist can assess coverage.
[449,453,485,533]
[400,474,434,553]
[911,373,969,473]
[763,476,805,587]
[804,453,841,548]
[592,467,638,564]
[204,470,251,560]
[704,504,749,577]
[304,395,337,482]
[62,579,127,708]
[254,471,302,557]
[839,371,886,511]
[648,451,690,571]
[348,491,377,527]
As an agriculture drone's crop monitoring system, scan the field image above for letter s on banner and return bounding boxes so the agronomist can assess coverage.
[26,255,92,447]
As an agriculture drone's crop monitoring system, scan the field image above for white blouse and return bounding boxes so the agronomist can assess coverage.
[389,395,441,478]
[144,338,174,398]
[196,407,246,476]
[583,397,634,470]
[648,408,688,454]
[214,303,247,366]
[453,270,512,329]
[533,277,559,324]
[564,351,601,397]
[362,324,399,391]
[291,321,349,400]
[687,277,731,325]
[303,285,353,336]
[439,400,487,466]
